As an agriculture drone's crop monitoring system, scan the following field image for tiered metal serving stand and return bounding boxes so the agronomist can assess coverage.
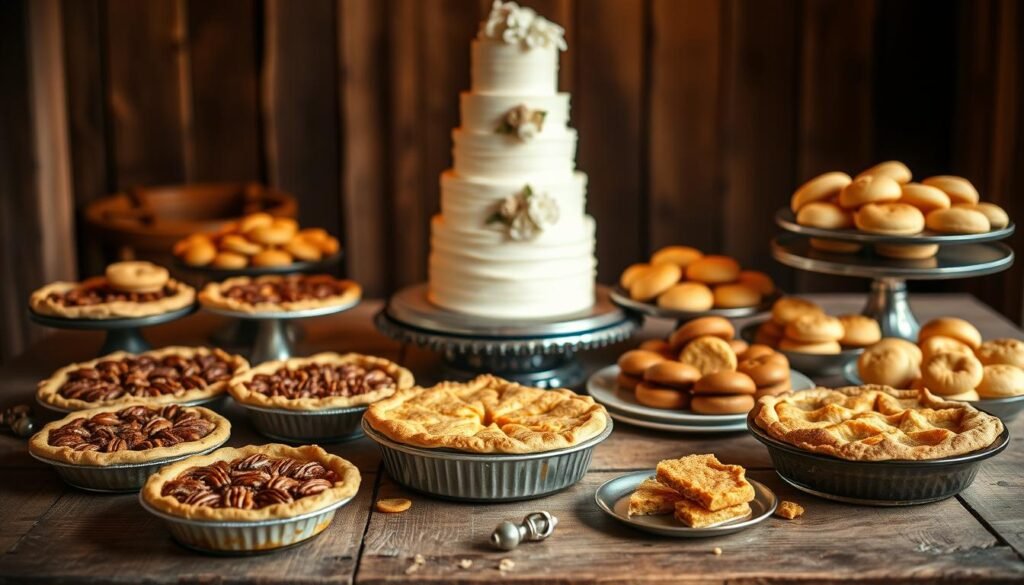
[772,208,1015,339]
[28,305,197,357]
[375,284,639,388]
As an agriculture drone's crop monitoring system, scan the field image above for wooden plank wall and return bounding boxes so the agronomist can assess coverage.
[2,0,1022,363]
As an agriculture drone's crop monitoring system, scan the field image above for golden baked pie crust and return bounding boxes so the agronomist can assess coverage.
[754,385,1004,461]
[228,353,414,411]
[36,346,249,412]
[28,403,230,466]
[141,444,360,522]
[30,278,195,319]
[198,275,361,314]
[364,374,609,454]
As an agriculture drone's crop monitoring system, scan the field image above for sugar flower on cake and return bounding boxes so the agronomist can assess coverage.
[496,104,547,141]
[479,1,567,51]
[487,185,560,241]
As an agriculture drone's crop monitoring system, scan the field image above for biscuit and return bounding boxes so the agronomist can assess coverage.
[921,175,980,205]
[858,343,918,387]
[976,364,1024,398]
[297,227,330,243]
[617,372,642,392]
[249,220,298,246]
[837,315,881,347]
[630,263,682,301]
[628,478,683,517]
[638,339,673,356]
[738,354,789,387]
[635,382,690,409]
[239,212,274,233]
[754,378,792,398]
[921,352,984,396]
[796,202,853,229]
[644,361,701,390]
[669,316,735,350]
[729,339,749,356]
[657,282,714,312]
[976,338,1024,368]
[620,263,650,290]
[810,238,863,254]
[920,335,973,362]
[925,207,991,234]
[919,317,982,349]
[285,237,323,262]
[771,297,822,326]
[784,313,844,343]
[774,500,805,520]
[754,321,784,346]
[713,284,761,309]
[686,256,741,285]
[617,350,666,377]
[317,236,341,255]
[173,234,212,257]
[855,160,912,184]
[954,202,1009,230]
[105,261,170,293]
[211,251,248,269]
[690,394,755,415]
[778,338,842,355]
[839,175,902,209]
[375,498,412,513]
[650,246,703,269]
[897,183,950,214]
[942,389,981,401]
[251,249,293,267]
[854,203,925,235]
[872,337,923,369]
[182,239,217,266]
[221,234,263,256]
[874,244,939,260]
[692,371,757,396]
[790,171,852,212]
[679,336,737,376]
[740,344,777,361]
[737,270,775,296]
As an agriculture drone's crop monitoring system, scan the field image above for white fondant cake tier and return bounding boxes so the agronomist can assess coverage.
[471,40,558,95]
[440,171,587,228]
[459,92,570,134]
[452,129,577,180]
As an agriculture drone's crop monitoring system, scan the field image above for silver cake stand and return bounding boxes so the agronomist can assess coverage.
[203,299,359,364]
[771,228,1015,340]
[375,284,640,388]
[28,304,197,357]
[610,286,778,325]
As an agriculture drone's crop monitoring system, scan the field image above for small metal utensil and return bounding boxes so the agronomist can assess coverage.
[491,511,558,550]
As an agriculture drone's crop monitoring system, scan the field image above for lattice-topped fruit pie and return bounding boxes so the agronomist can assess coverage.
[364,374,609,454]
[37,346,249,412]
[30,261,195,319]
[753,385,1005,461]
[229,353,413,411]
[141,444,360,522]
[29,403,230,466]
[198,274,361,314]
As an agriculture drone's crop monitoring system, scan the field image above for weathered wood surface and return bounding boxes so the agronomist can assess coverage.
[0,295,1023,583]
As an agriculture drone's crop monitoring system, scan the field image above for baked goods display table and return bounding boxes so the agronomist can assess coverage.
[0,296,1022,584]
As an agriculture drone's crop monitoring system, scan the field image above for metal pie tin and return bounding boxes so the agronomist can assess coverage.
[236,402,367,443]
[36,394,227,417]
[29,441,227,493]
[139,492,354,555]
[748,413,1010,506]
[362,418,613,502]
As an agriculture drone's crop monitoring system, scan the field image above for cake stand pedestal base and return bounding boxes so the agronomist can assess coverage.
[863,278,920,340]
[28,305,197,357]
[376,284,639,389]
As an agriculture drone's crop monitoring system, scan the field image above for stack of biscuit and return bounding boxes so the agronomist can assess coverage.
[617,317,792,415]
[858,317,1024,400]
[792,161,1009,259]
[628,454,755,528]
[756,297,881,355]
[173,212,341,270]
[619,246,774,311]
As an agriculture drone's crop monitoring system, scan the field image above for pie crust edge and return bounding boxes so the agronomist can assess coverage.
[198,275,362,314]
[30,279,196,319]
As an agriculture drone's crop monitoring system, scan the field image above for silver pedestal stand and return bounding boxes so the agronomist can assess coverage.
[609,286,778,325]
[375,284,640,388]
[203,298,359,365]
[28,305,197,357]
[771,230,1015,340]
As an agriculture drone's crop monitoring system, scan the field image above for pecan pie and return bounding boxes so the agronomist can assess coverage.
[753,385,1005,461]
[141,444,361,521]
[229,353,414,410]
[37,346,249,412]
[30,262,195,319]
[198,274,361,314]
[364,375,609,454]
[29,403,230,466]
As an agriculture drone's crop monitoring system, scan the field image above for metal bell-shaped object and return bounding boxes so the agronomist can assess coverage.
[490,511,558,550]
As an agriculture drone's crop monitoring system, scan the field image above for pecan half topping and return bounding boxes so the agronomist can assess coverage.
[57,350,237,403]
[47,404,216,452]
[49,281,175,307]
[245,363,396,400]
[222,275,350,305]
[161,453,339,510]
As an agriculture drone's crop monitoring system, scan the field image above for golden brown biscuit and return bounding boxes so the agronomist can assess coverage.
[376,498,412,513]
[854,203,925,235]
[738,354,789,387]
[679,336,738,376]
[317,237,341,255]
[741,344,776,361]
[635,382,690,409]
[285,237,323,262]
[874,244,939,260]
[251,249,293,267]
[221,234,263,256]
[839,175,902,209]
[617,350,666,377]
[639,339,672,355]
[858,343,918,387]
[855,160,912,184]
[297,227,330,243]
[729,339,749,356]
[872,338,924,369]
[778,338,842,355]
[920,335,973,362]
[650,246,703,269]
[784,313,844,343]
[919,317,982,349]
[976,338,1024,368]
[897,183,950,213]
[976,364,1024,398]
[921,352,984,396]
[954,202,1009,230]
[754,321,783,346]
[754,378,792,398]
[922,175,980,205]
[182,239,218,266]
[791,172,852,212]
[619,263,650,290]
[737,270,775,296]
[644,361,702,390]
[669,316,736,350]
[690,394,755,415]
[173,234,212,257]
[796,202,853,229]
[925,207,991,234]
[837,315,881,347]
[693,371,757,396]
[630,263,682,302]
[713,284,761,309]
[105,261,170,293]
[211,251,248,270]
[249,218,298,246]
[617,372,642,392]
[686,256,741,285]
[239,212,274,233]
[941,389,981,401]
[810,238,863,254]
[657,282,714,312]
[771,297,823,326]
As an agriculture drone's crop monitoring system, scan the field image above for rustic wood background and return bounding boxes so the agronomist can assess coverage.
[1,0,1022,363]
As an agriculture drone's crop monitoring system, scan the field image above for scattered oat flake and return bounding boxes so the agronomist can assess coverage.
[458,559,473,569]
[405,554,426,575]
[498,558,516,572]
[712,547,722,556]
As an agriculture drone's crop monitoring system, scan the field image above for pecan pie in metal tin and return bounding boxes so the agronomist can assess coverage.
[198,274,361,314]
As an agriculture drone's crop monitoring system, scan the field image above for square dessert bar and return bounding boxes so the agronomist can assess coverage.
[656,454,755,511]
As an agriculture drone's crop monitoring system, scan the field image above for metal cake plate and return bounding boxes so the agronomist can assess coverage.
[175,253,342,279]
[609,286,778,323]
[772,233,1015,339]
[202,298,360,364]
[28,304,197,356]
[376,284,640,388]
[739,320,862,376]
[774,207,1015,245]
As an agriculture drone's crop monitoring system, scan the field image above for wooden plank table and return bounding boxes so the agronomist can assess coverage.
[0,294,1022,584]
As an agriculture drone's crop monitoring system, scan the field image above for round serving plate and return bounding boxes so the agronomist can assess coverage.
[586,364,814,426]
[594,470,777,537]
[747,412,1010,505]
[36,392,226,417]
[175,253,342,279]
[774,207,1015,246]
[842,360,1024,422]
[601,410,747,434]
[609,286,778,323]
[376,284,639,388]
[28,304,197,357]
[739,320,862,376]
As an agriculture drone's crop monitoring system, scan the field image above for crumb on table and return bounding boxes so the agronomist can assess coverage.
[775,500,805,520]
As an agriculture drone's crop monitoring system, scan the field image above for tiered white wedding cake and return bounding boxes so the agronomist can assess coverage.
[428,1,596,319]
